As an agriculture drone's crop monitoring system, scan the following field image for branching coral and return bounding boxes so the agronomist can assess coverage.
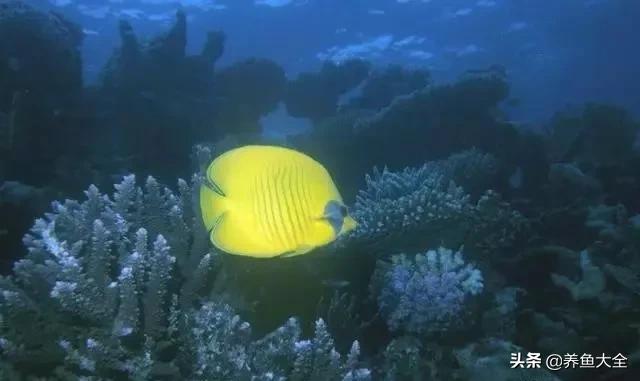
[371,247,483,335]
[0,175,369,380]
[379,336,423,381]
[0,174,213,378]
[350,163,472,247]
[346,150,526,254]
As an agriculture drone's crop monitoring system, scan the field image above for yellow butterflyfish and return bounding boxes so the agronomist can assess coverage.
[200,145,357,258]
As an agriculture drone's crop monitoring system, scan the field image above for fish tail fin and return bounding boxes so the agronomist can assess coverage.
[200,177,228,234]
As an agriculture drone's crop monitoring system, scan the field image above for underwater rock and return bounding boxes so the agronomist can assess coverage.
[285,59,370,121]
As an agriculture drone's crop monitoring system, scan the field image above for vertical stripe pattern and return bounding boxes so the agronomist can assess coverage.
[251,161,319,252]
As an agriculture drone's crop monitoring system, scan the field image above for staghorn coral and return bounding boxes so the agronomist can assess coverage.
[346,150,526,254]
[0,174,213,378]
[350,163,472,248]
[163,302,370,381]
[379,336,423,381]
[0,175,368,380]
[371,247,483,335]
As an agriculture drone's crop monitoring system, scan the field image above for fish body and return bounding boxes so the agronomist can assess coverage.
[200,145,356,258]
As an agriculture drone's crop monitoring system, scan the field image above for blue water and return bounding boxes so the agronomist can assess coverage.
[35,0,640,124]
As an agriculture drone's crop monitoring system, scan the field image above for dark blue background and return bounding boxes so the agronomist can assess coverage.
[32,0,640,124]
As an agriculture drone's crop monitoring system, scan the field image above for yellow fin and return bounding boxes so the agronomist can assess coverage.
[276,244,315,258]
[199,177,229,233]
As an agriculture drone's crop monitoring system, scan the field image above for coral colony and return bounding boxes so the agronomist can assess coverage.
[1,2,639,380]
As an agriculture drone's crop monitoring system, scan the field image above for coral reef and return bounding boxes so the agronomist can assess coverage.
[1,3,640,380]
[291,66,529,197]
[0,175,368,380]
[0,0,83,108]
[347,65,430,110]
[548,103,639,168]
[346,149,527,255]
[454,339,561,381]
[352,68,514,161]
[190,304,369,381]
[371,247,483,335]
[550,250,606,301]
[284,59,370,121]
[95,11,287,181]
[0,1,86,185]
[213,58,286,135]
[98,12,225,179]
[0,0,87,274]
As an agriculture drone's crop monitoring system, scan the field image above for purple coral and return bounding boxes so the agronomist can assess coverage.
[375,247,483,335]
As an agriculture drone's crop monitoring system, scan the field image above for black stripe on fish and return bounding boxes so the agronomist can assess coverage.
[204,175,226,197]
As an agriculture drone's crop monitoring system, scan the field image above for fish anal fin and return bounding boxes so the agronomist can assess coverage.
[208,211,228,245]
[276,244,314,258]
